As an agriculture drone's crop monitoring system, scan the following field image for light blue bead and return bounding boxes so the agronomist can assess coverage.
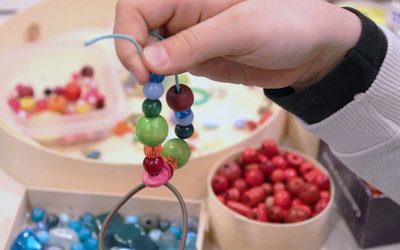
[174,109,191,119]
[69,221,82,232]
[31,208,45,222]
[84,238,98,250]
[149,73,165,83]
[167,226,182,240]
[12,230,42,250]
[203,119,219,129]
[59,213,72,227]
[234,116,246,129]
[157,231,177,250]
[86,150,101,159]
[80,212,94,228]
[125,215,139,224]
[78,228,91,242]
[170,219,183,229]
[35,221,49,232]
[174,111,194,126]
[143,82,164,100]
[49,227,79,249]
[35,230,50,245]
[148,228,163,243]
[187,217,199,232]
[184,232,197,250]
[71,242,85,250]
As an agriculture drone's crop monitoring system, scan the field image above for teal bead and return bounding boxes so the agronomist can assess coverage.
[69,221,81,232]
[12,230,42,250]
[159,220,171,231]
[174,124,194,139]
[162,139,191,168]
[49,228,79,249]
[157,231,177,250]
[93,213,124,248]
[45,214,59,229]
[142,99,162,118]
[84,238,98,250]
[139,214,159,231]
[71,242,85,250]
[113,224,158,250]
[136,116,168,146]
[78,228,91,242]
[79,212,94,228]
[167,226,182,240]
[31,208,45,222]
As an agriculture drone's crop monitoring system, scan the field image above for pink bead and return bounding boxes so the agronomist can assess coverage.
[36,99,47,109]
[8,99,20,110]
[16,84,24,91]
[72,73,80,80]
[142,163,171,188]
[85,89,100,104]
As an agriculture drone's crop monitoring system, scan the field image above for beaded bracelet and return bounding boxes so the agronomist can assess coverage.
[85,31,194,250]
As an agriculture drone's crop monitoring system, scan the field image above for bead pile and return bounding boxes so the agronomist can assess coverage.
[12,207,198,250]
[137,73,194,187]
[7,66,105,118]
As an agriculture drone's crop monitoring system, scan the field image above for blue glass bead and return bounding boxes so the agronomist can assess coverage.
[43,245,64,250]
[203,119,219,129]
[69,221,82,232]
[184,232,197,250]
[12,230,42,250]
[31,208,45,222]
[149,73,165,83]
[234,116,246,129]
[78,228,91,242]
[143,82,164,100]
[79,212,94,228]
[159,220,171,231]
[174,111,194,126]
[86,150,101,159]
[139,214,159,231]
[35,221,49,231]
[35,230,50,245]
[187,217,199,232]
[49,227,79,249]
[174,109,191,119]
[167,226,182,240]
[157,231,177,250]
[84,238,98,250]
[170,219,183,229]
[71,242,85,250]
[125,215,139,224]
[59,213,72,227]
[148,228,163,243]
[45,214,59,229]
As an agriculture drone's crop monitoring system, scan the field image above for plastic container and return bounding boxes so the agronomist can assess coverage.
[0,38,124,143]
[207,146,335,250]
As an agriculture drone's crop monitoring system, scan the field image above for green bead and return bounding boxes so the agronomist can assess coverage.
[136,116,168,147]
[142,99,162,118]
[162,139,191,168]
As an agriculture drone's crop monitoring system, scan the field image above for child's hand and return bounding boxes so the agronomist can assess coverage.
[114,0,361,90]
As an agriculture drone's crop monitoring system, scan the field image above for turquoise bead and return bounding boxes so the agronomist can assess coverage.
[71,242,85,250]
[12,230,42,250]
[157,231,177,250]
[125,215,139,224]
[140,214,159,231]
[162,139,191,168]
[86,150,101,159]
[45,214,59,229]
[167,226,182,240]
[84,238,98,250]
[35,230,50,245]
[59,213,72,227]
[159,220,171,231]
[93,213,124,248]
[148,228,163,243]
[78,228,91,242]
[69,221,81,232]
[79,212,94,228]
[135,116,168,147]
[142,99,162,118]
[49,227,79,249]
[31,208,45,222]
[113,224,158,250]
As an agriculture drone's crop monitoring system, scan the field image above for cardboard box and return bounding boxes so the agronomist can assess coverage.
[318,140,400,248]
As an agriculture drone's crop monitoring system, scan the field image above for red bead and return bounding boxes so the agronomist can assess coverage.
[96,95,105,109]
[313,199,328,215]
[287,177,305,197]
[225,188,241,201]
[260,139,278,157]
[259,158,274,175]
[284,207,309,223]
[287,152,304,169]
[274,190,291,209]
[256,203,269,222]
[298,205,312,217]
[313,173,330,190]
[291,198,303,208]
[271,155,288,170]
[143,157,164,175]
[270,169,284,183]
[63,82,81,101]
[218,161,242,182]
[81,66,94,77]
[273,182,286,193]
[284,168,298,181]
[260,110,273,124]
[227,201,252,218]
[299,183,321,205]
[18,86,34,98]
[319,190,330,201]
[260,183,273,197]
[216,195,226,205]
[212,175,229,194]
[241,147,258,164]
[268,206,284,222]
[299,161,314,175]
[245,169,264,187]
[232,179,248,194]
[242,186,266,207]
[246,120,257,131]
[303,169,321,183]
[166,84,194,112]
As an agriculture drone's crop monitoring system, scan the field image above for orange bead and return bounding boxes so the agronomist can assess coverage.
[144,145,162,158]
[113,121,131,136]
[163,156,178,173]
[190,131,199,139]
[47,95,67,113]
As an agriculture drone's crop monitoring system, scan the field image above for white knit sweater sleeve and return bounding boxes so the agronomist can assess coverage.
[297,26,400,204]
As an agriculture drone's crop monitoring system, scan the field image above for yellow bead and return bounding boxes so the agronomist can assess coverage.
[19,97,36,111]
[76,103,91,113]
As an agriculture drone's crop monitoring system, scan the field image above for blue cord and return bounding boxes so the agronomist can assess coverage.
[85,31,181,93]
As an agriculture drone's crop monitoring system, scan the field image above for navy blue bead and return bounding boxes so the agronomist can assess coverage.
[149,73,165,83]
[174,109,191,119]
[175,124,194,139]
[45,214,59,229]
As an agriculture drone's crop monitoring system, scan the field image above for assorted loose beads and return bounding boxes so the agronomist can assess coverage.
[7,66,106,118]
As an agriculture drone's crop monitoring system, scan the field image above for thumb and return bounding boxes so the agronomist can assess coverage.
[142,11,238,75]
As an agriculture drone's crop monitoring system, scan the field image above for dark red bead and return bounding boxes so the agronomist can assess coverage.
[242,186,266,208]
[143,157,164,175]
[18,86,34,98]
[166,84,194,112]
[226,201,252,218]
[81,66,94,77]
